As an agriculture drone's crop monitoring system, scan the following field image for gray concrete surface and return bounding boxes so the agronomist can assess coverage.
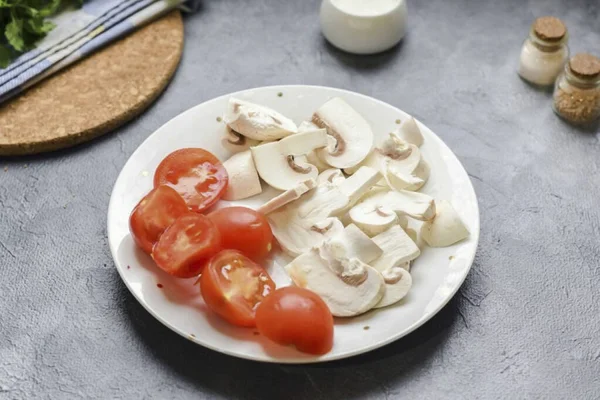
[1,0,599,398]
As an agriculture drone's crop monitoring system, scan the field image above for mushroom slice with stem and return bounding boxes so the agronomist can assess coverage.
[222,151,262,201]
[381,190,436,221]
[256,179,317,215]
[268,167,382,256]
[299,121,332,172]
[379,132,429,191]
[373,265,413,309]
[221,127,261,154]
[251,129,329,191]
[312,97,374,169]
[421,200,469,247]
[394,117,424,147]
[316,168,346,186]
[285,225,385,317]
[349,191,398,237]
[224,98,297,141]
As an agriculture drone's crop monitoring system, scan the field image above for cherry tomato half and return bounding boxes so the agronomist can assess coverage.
[208,207,273,262]
[256,286,334,355]
[152,213,221,278]
[200,250,276,327]
[129,186,189,254]
[154,148,228,213]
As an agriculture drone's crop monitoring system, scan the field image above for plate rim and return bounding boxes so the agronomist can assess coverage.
[107,84,480,364]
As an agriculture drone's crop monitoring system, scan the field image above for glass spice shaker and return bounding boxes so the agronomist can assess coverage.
[518,16,569,86]
[552,53,600,125]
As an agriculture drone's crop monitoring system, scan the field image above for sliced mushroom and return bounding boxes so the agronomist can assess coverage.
[285,225,385,317]
[421,200,469,247]
[222,151,262,201]
[268,167,382,256]
[381,190,436,221]
[224,98,297,141]
[298,121,332,172]
[371,225,420,272]
[316,168,346,186]
[373,266,412,309]
[312,97,374,169]
[379,133,430,191]
[256,179,317,215]
[394,117,424,147]
[348,191,398,237]
[251,129,328,190]
[221,127,261,154]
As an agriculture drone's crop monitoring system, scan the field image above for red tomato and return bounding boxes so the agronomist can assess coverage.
[256,287,334,355]
[152,213,221,278]
[154,148,228,213]
[129,186,188,254]
[208,207,273,262]
[200,250,276,327]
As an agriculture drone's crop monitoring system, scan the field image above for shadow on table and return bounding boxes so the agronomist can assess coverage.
[321,35,406,73]
[116,264,466,400]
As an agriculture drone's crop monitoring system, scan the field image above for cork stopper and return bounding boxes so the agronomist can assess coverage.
[532,16,567,42]
[569,53,600,79]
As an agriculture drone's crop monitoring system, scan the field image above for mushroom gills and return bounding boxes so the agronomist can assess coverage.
[373,266,413,308]
[224,98,297,141]
[312,97,374,169]
[221,127,261,153]
[251,129,329,191]
[222,150,262,201]
[299,121,332,172]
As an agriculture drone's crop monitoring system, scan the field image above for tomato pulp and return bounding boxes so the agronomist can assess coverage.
[152,213,222,278]
[154,148,228,213]
[200,250,275,327]
[129,185,189,254]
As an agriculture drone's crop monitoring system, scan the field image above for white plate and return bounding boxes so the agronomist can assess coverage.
[108,85,479,363]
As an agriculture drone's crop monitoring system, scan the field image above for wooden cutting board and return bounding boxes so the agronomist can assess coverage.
[0,10,184,156]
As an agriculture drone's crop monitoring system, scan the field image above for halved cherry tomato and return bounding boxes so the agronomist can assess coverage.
[129,186,188,254]
[208,207,273,262]
[152,213,221,278]
[256,286,334,355]
[200,250,275,327]
[154,148,228,213]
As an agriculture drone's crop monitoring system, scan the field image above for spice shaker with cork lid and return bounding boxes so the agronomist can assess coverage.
[552,53,600,125]
[518,16,569,86]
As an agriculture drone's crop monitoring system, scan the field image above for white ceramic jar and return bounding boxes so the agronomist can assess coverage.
[518,16,569,86]
[320,0,407,55]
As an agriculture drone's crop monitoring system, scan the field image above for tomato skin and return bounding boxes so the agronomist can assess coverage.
[256,287,334,355]
[201,250,276,327]
[152,213,222,278]
[154,148,228,213]
[208,207,273,262]
[129,186,189,254]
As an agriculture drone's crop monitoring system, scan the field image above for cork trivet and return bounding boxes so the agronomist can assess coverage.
[569,53,600,79]
[533,16,566,42]
[0,10,183,156]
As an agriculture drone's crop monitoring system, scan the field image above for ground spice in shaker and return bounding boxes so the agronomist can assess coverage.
[553,53,600,125]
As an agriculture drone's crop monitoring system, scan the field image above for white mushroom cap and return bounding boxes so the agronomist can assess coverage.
[371,225,420,271]
[222,151,262,201]
[312,97,374,169]
[373,266,412,308]
[349,191,398,237]
[394,117,424,147]
[421,200,469,247]
[251,129,328,191]
[224,98,297,141]
[221,127,261,153]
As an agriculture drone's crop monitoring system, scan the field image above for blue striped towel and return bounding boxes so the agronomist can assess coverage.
[0,0,197,104]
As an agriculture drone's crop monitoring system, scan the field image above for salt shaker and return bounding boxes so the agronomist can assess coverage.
[320,0,407,55]
[552,53,600,125]
[518,16,569,86]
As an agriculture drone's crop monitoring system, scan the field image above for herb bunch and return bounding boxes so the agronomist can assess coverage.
[0,0,83,68]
